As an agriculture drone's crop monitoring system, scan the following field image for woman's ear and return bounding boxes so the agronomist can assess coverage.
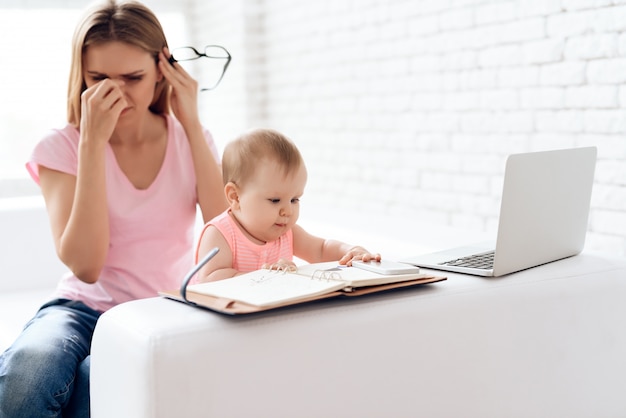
[224,182,240,209]
[155,60,164,83]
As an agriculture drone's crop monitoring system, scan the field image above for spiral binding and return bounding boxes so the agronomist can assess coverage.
[311,269,344,282]
[249,264,298,285]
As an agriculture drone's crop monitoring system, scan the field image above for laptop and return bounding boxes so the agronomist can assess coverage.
[400,147,597,277]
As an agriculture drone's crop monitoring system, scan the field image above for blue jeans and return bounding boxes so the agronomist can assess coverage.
[0,299,101,418]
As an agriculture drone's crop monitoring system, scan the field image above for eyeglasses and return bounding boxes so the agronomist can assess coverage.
[169,45,231,91]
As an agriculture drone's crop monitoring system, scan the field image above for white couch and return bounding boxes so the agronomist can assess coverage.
[0,197,66,352]
[5,201,626,417]
[90,214,626,417]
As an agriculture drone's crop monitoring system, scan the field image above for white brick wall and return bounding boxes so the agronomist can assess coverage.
[191,0,626,257]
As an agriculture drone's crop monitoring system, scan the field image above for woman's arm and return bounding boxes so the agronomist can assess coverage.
[39,143,109,284]
[38,79,129,283]
[183,121,228,223]
[157,48,227,223]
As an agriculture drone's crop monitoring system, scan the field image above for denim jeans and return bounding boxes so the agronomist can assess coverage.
[0,299,101,418]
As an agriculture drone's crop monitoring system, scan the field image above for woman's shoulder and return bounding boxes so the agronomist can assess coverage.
[26,124,80,183]
[164,114,184,135]
[41,124,80,144]
[33,124,80,156]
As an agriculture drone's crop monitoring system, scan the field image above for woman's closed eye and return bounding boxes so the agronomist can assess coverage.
[88,74,144,83]
[89,75,107,82]
[124,75,144,82]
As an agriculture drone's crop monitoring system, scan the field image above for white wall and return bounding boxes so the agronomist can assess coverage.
[191,0,626,257]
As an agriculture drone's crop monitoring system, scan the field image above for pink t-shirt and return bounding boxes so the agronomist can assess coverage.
[196,210,294,272]
[26,114,219,312]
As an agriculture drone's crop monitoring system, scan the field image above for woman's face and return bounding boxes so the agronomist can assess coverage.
[82,41,162,121]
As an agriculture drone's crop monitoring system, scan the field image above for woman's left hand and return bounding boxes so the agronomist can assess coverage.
[158,47,200,127]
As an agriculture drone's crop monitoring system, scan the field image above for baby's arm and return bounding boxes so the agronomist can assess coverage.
[336,245,381,265]
[196,225,238,282]
[292,224,381,266]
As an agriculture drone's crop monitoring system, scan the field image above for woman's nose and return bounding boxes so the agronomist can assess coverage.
[112,78,126,90]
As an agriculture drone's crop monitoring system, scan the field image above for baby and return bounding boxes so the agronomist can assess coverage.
[195,128,381,282]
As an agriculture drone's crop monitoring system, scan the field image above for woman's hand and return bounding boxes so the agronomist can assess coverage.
[158,47,200,128]
[80,79,127,145]
[338,246,382,266]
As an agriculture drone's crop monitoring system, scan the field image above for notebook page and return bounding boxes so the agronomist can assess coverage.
[297,262,425,287]
[187,270,345,308]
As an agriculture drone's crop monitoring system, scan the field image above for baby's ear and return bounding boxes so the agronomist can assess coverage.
[224,182,240,208]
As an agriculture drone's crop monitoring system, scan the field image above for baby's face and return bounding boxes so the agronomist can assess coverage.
[233,161,307,244]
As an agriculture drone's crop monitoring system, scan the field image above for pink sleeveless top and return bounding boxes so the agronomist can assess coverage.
[197,210,294,272]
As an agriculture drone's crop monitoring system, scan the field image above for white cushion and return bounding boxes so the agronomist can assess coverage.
[91,252,626,418]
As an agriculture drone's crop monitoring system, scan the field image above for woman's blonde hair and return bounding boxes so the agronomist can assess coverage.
[67,0,169,126]
[222,129,305,187]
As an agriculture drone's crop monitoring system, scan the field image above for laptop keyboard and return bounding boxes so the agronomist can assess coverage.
[438,251,495,270]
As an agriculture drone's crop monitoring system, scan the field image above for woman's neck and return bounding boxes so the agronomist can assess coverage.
[110,112,163,146]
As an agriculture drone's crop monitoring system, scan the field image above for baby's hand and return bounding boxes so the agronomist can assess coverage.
[262,259,297,272]
[339,246,382,266]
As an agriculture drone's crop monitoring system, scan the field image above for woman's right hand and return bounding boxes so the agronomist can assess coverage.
[79,79,127,144]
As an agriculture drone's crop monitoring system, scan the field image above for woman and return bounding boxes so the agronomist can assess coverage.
[0,1,227,416]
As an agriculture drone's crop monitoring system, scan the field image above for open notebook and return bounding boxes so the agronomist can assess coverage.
[400,147,597,277]
[160,251,445,315]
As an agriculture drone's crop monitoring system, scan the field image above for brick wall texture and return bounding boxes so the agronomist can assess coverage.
[189,0,626,257]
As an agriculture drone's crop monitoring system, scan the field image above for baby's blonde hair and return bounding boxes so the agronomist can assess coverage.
[222,128,304,187]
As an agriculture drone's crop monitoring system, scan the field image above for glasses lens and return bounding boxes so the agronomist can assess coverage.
[171,45,231,91]
[197,60,229,91]
[203,45,230,59]
[171,47,199,61]
[198,46,230,90]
